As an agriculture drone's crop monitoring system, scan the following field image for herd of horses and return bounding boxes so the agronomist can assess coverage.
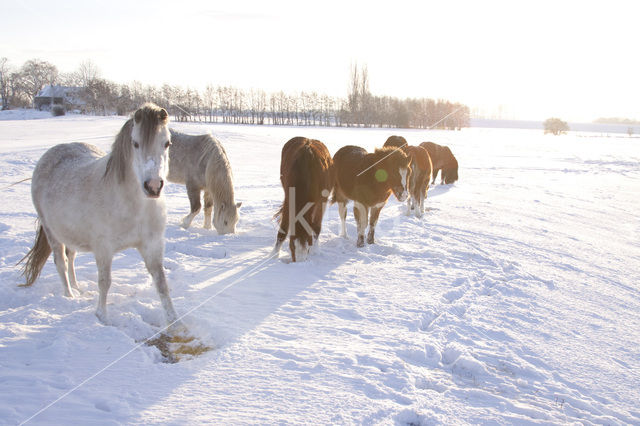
[273,134,459,261]
[18,103,458,327]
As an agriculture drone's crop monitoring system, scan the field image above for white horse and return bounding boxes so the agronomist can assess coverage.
[167,129,240,233]
[20,103,180,326]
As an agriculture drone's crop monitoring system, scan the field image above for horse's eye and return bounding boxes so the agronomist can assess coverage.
[224,221,228,226]
[133,142,139,149]
[165,141,171,149]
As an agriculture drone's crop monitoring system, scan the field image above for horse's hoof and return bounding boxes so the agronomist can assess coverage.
[95,309,108,324]
[356,237,365,247]
[367,237,375,245]
[167,320,189,337]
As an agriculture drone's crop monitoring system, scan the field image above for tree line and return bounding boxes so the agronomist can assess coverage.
[0,57,469,129]
[344,64,469,130]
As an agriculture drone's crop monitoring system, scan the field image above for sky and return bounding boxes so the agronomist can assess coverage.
[2,0,638,121]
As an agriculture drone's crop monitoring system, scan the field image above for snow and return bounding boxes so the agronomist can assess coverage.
[0,109,54,121]
[1,115,639,424]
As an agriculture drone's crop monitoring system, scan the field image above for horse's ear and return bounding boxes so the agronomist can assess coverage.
[236,201,242,209]
[134,108,142,123]
[159,108,168,120]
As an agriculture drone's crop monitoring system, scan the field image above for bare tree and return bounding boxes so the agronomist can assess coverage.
[347,63,360,126]
[20,59,59,106]
[0,57,11,110]
[359,64,373,127]
[84,78,117,115]
[8,70,30,108]
[203,85,217,122]
[77,59,101,88]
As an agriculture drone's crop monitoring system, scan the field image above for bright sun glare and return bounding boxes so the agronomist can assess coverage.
[1,0,638,121]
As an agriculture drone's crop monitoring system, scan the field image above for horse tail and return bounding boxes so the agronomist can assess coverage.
[274,200,285,222]
[276,141,316,232]
[18,223,52,287]
[295,143,315,198]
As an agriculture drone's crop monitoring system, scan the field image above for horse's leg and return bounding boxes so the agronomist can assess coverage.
[432,168,439,185]
[337,198,348,238]
[181,181,201,229]
[66,247,79,291]
[309,203,323,254]
[354,202,368,247]
[367,205,382,244]
[406,196,413,216]
[203,190,214,230]
[45,227,73,297]
[138,242,180,329]
[410,185,420,218]
[312,203,323,244]
[411,194,422,217]
[95,253,112,323]
[420,183,428,216]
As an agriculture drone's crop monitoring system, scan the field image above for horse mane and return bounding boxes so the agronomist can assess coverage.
[442,146,458,167]
[372,146,410,170]
[135,103,168,149]
[104,118,133,182]
[383,135,408,152]
[202,134,235,206]
[105,103,168,182]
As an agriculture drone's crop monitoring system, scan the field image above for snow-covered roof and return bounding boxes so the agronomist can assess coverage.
[35,85,85,106]
[36,85,82,98]
[36,85,66,98]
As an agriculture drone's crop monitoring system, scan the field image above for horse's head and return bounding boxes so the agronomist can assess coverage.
[289,234,311,263]
[130,104,171,198]
[443,152,459,184]
[214,201,241,234]
[376,148,411,202]
[443,167,458,184]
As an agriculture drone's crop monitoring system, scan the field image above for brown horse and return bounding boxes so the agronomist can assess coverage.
[420,141,458,184]
[333,145,410,247]
[273,137,334,262]
[404,145,432,217]
[384,136,432,216]
[383,135,408,152]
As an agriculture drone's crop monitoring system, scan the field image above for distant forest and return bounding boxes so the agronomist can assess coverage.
[0,58,470,130]
[594,117,640,125]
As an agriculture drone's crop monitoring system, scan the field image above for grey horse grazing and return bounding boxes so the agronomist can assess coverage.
[167,129,240,234]
[20,103,180,327]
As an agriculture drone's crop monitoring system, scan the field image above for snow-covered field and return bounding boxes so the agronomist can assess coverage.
[1,113,639,425]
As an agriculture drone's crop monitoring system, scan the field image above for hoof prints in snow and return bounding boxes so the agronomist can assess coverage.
[143,333,214,363]
[1,120,639,424]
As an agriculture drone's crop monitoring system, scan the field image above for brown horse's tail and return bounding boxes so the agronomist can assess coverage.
[276,142,324,237]
[274,202,285,222]
[18,223,52,287]
[275,144,314,221]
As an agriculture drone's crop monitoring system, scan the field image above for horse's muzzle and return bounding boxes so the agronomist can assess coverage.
[394,186,408,202]
[144,178,164,198]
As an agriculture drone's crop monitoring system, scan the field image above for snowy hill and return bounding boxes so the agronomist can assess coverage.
[0,116,638,424]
